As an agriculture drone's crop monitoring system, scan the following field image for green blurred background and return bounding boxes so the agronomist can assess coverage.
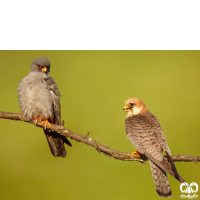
[0,51,199,200]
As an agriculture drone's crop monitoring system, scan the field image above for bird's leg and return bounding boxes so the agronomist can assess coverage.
[131,151,141,158]
[34,117,42,126]
[41,120,51,130]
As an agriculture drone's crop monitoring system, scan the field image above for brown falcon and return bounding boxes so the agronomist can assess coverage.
[123,98,185,198]
[18,57,71,157]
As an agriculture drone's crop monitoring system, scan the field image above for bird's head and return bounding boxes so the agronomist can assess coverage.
[123,98,148,116]
[31,56,50,74]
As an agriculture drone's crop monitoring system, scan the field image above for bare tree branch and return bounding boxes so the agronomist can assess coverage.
[0,111,199,164]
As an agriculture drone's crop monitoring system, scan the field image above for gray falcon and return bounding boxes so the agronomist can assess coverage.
[18,56,71,157]
[123,98,185,198]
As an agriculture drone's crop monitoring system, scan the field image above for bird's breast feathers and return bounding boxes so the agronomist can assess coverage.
[18,72,54,120]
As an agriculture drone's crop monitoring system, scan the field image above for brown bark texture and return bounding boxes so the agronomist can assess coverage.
[0,111,199,164]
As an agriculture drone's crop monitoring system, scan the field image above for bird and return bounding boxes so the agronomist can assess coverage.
[123,98,185,198]
[18,56,71,157]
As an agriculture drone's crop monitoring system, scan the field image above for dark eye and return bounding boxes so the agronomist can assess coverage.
[37,64,42,68]
[129,103,134,107]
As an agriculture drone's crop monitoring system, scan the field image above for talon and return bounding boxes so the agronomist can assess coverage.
[41,120,51,130]
[34,117,42,126]
[131,151,141,158]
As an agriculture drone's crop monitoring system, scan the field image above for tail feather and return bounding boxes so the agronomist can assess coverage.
[149,160,172,198]
[61,135,72,146]
[146,152,185,183]
[44,130,66,157]
[166,151,181,182]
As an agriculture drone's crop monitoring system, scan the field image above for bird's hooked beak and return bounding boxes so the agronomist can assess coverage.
[123,105,129,112]
[37,64,48,73]
[41,67,47,72]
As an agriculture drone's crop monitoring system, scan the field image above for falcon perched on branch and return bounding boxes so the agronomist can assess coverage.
[18,57,71,157]
[123,98,185,198]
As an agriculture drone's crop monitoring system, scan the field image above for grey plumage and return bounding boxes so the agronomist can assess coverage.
[18,56,71,157]
[18,72,54,121]
[31,56,50,74]
[124,98,185,198]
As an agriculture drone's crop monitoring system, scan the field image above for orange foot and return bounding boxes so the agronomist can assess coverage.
[131,151,141,158]
[34,118,42,126]
[41,120,51,130]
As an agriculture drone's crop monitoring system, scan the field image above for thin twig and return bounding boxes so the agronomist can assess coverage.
[0,111,199,164]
